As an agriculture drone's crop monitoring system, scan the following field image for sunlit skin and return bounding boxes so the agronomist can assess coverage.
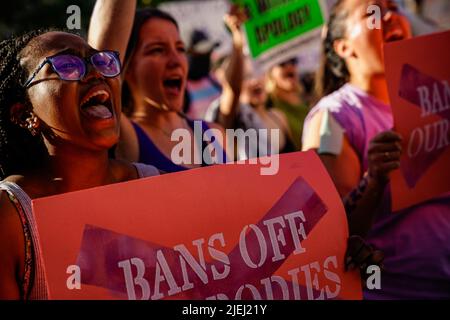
[300,0,413,237]
[336,0,412,104]
[22,33,122,152]
[0,32,142,299]
[270,61,298,92]
[313,0,412,196]
[239,66,288,150]
[126,18,188,114]
[241,76,268,108]
[118,18,224,167]
[240,57,269,109]
[268,60,303,107]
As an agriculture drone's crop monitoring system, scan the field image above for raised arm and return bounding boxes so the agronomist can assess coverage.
[88,0,137,64]
[88,0,140,162]
[216,5,245,129]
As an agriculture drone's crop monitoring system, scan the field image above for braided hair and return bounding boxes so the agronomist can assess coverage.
[315,0,350,98]
[0,30,50,180]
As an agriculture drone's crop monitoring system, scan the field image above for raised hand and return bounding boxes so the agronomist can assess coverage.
[224,4,247,47]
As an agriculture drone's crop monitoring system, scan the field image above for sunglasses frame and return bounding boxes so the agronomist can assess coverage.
[23,50,121,88]
[279,57,299,67]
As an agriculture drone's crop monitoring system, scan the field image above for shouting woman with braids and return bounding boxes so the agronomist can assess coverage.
[302,0,450,299]
[0,30,159,299]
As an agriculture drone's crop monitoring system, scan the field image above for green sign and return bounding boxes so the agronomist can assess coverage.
[235,0,325,59]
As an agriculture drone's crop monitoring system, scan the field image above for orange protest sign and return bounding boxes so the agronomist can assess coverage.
[384,30,450,212]
[32,151,361,300]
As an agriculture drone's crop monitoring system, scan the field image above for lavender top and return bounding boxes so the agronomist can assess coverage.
[303,83,450,299]
[304,83,394,172]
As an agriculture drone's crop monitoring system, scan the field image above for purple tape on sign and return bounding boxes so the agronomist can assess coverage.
[76,176,330,300]
[398,63,450,188]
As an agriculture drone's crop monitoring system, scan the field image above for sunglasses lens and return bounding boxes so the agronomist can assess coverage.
[91,51,121,77]
[50,55,85,80]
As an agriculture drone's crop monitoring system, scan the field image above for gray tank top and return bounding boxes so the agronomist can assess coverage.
[0,163,159,299]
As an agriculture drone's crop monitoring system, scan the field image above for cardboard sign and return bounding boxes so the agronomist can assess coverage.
[235,0,327,71]
[384,30,450,211]
[159,0,233,57]
[32,151,361,300]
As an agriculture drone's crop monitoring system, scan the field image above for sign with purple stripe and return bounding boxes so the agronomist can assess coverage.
[32,151,362,299]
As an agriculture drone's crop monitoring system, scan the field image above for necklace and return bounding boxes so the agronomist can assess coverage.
[144,97,170,112]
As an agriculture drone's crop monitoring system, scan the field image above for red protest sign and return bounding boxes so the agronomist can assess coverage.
[384,30,450,211]
[31,151,362,300]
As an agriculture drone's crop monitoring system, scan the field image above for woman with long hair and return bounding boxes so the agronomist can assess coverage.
[302,0,450,299]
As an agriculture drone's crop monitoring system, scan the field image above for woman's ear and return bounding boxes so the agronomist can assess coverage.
[333,38,353,60]
[9,102,27,125]
[9,102,41,136]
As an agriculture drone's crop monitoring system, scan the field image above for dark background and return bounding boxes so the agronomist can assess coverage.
[0,0,182,40]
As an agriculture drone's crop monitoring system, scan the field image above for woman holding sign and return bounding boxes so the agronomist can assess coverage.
[302,0,450,299]
[0,31,159,299]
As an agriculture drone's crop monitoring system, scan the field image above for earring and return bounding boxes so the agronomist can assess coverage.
[10,108,40,136]
[25,114,40,136]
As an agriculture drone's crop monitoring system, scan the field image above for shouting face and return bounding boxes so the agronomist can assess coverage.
[126,18,188,112]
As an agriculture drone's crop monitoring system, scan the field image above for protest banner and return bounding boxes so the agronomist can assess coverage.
[32,151,362,300]
[384,30,450,211]
[159,0,232,57]
[234,0,327,71]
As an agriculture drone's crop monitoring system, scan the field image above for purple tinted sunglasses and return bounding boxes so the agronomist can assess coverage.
[23,50,121,88]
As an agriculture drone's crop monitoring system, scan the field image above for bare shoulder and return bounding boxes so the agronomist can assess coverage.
[2,175,25,185]
[109,159,139,182]
[0,186,24,299]
[0,175,27,236]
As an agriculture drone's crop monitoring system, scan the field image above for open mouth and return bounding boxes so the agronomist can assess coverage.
[80,89,114,120]
[163,77,183,95]
[385,30,405,43]
[285,71,296,79]
[251,86,264,96]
